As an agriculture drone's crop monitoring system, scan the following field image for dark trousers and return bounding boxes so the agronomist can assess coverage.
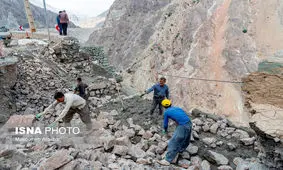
[62,105,92,130]
[150,98,164,115]
[58,24,63,35]
[166,122,192,162]
[61,23,68,35]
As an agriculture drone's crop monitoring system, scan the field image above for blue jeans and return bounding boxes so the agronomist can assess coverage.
[58,24,63,35]
[165,122,192,163]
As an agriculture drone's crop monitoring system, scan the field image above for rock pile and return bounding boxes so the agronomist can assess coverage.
[13,56,67,115]
[1,101,275,170]
[88,78,121,98]
[0,55,18,123]
[10,37,122,115]
[52,37,81,63]
[1,37,282,169]
[81,46,105,65]
[13,56,122,118]
[45,37,119,80]
[81,46,116,76]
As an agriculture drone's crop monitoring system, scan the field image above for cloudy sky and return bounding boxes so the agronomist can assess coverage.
[44,0,115,17]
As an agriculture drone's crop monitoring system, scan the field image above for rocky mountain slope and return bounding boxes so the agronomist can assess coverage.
[87,0,283,125]
[79,11,108,28]
[0,38,281,169]
[0,37,282,169]
[0,0,76,29]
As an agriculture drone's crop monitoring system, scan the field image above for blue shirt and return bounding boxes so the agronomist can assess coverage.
[163,107,191,131]
[146,83,169,98]
[56,15,61,25]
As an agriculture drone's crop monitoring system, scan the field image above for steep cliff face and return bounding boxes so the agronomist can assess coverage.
[88,0,283,125]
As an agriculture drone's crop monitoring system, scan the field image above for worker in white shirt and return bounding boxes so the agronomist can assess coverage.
[36,92,92,130]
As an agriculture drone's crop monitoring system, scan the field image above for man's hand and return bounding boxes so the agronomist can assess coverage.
[162,130,167,135]
[48,122,56,128]
[140,90,147,97]
[35,113,43,119]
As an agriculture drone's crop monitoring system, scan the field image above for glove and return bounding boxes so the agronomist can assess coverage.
[162,130,167,135]
[48,122,56,128]
[35,113,42,119]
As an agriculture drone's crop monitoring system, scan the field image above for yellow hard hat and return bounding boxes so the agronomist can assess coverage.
[161,99,171,107]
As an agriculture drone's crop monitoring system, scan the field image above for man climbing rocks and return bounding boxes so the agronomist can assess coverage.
[158,99,192,166]
[74,78,88,100]
[36,92,92,130]
[142,77,169,115]
[59,10,69,36]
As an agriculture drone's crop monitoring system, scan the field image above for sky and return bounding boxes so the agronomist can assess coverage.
[44,0,115,17]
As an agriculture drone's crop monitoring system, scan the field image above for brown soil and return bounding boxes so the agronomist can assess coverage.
[242,72,283,108]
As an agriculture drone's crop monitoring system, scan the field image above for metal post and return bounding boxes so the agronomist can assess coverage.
[43,0,50,40]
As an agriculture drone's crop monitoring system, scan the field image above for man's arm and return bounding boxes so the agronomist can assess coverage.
[146,85,155,94]
[163,111,169,132]
[42,100,58,116]
[53,100,72,123]
[165,86,169,99]
[84,84,89,94]
[74,86,78,94]
[66,14,70,23]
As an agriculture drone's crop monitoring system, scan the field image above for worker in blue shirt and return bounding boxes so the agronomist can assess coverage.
[56,11,63,35]
[158,99,192,166]
[142,77,169,115]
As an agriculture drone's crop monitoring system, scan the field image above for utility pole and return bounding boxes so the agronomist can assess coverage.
[43,0,50,40]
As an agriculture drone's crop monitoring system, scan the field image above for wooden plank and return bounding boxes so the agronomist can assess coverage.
[23,0,36,33]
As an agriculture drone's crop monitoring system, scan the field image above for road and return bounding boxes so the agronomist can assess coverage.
[11,28,96,44]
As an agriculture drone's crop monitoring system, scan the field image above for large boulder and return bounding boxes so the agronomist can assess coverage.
[201,160,211,170]
[128,145,146,159]
[202,137,217,146]
[232,129,250,140]
[240,137,256,146]
[3,115,35,130]
[39,150,73,170]
[204,150,229,165]
[249,103,283,140]
[187,144,198,155]
[113,145,129,156]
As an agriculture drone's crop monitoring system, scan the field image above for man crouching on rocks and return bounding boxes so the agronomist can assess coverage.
[158,99,192,166]
[36,92,92,130]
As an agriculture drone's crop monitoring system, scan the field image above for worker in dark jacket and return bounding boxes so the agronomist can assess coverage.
[74,78,88,100]
[158,99,192,166]
[142,77,169,115]
[56,11,62,35]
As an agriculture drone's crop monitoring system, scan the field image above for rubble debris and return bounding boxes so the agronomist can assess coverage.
[0,38,281,169]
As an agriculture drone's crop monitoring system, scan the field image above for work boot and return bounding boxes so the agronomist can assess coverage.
[172,153,179,163]
[157,159,170,166]
[82,123,94,136]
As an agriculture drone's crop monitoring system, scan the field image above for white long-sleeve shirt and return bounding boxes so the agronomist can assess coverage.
[42,93,86,122]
